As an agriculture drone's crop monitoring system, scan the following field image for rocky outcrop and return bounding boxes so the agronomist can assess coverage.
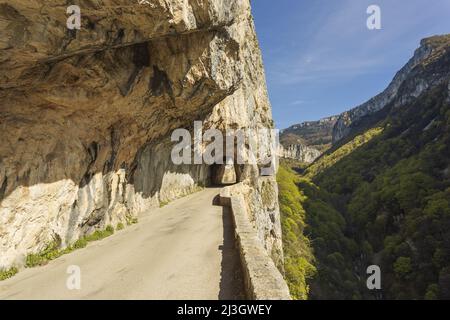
[333,35,450,143]
[279,144,321,163]
[0,0,282,271]
[279,116,337,163]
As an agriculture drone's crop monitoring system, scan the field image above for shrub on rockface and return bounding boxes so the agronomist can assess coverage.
[25,225,116,268]
[0,267,18,281]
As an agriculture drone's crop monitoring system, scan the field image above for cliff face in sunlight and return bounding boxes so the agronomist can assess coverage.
[279,116,337,163]
[333,35,450,143]
[0,0,283,269]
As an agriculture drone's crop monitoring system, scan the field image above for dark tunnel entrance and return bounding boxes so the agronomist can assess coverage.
[209,161,237,187]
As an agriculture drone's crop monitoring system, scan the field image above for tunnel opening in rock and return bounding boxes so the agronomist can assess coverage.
[209,160,237,186]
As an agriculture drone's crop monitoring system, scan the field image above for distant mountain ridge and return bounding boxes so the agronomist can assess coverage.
[280,35,450,164]
[332,35,450,143]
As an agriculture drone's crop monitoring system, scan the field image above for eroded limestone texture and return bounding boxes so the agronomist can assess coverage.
[0,0,283,269]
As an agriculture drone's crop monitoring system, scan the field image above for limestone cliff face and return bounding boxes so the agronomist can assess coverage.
[279,144,321,164]
[333,35,450,143]
[279,116,337,163]
[0,1,282,269]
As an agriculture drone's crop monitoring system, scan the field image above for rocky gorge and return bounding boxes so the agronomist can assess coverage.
[277,34,450,300]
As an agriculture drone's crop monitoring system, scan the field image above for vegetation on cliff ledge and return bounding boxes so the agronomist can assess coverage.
[0,267,18,281]
[25,225,117,268]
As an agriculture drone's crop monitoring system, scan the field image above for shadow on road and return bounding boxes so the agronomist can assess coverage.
[217,205,245,300]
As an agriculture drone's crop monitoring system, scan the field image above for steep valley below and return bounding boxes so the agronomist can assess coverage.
[279,35,450,300]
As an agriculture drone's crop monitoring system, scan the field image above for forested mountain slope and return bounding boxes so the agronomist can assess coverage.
[278,35,450,300]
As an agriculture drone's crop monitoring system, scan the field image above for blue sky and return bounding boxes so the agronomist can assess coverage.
[251,0,450,129]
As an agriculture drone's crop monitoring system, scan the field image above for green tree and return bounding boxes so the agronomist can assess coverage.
[393,257,412,279]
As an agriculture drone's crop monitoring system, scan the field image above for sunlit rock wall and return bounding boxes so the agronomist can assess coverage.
[0,0,282,270]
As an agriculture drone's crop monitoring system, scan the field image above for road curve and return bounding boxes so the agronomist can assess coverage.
[0,188,244,300]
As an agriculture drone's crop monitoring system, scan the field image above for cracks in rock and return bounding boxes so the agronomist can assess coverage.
[119,42,150,96]
[87,142,99,163]
[65,198,79,243]
[119,65,142,96]
[79,141,99,188]
[126,155,139,186]
[188,78,206,100]
[0,176,7,203]
[133,42,151,68]
[113,28,126,46]
[61,28,78,52]
[103,126,120,175]
[149,65,173,99]
[81,208,105,228]
[0,3,30,47]
[106,176,113,209]
[32,24,235,67]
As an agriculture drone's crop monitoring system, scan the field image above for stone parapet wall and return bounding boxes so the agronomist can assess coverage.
[220,183,291,300]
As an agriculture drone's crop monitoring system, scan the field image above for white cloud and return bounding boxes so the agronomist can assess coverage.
[268,0,450,87]
[289,100,307,106]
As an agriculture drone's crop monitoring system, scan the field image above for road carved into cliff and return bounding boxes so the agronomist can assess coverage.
[0,188,243,300]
